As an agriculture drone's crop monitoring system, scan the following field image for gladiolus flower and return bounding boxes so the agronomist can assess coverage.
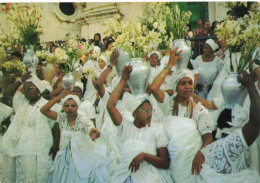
[36,17,39,21]
[1,8,6,11]
[5,3,11,10]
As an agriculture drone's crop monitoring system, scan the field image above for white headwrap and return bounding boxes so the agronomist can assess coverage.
[99,55,108,64]
[149,51,161,60]
[74,81,83,92]
[127,94,151,114]
[93,46,101,54]
[61,94,81,107]
[172,68,194,90]
[205,39,219,52]
[26,78,46,93]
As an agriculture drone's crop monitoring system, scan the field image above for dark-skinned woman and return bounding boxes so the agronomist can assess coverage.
[191,39,223,99]
[2,78,60,182]
[151,47,214,182]
[40,91,98,182]
[107,65,172,182]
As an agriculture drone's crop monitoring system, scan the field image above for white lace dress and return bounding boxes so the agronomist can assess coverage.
[2,95,56,183]
[197,129,260,182]
[158,93,214,182]
[48,112,96,183]
[111,118,172,183]
[191,55,224,99]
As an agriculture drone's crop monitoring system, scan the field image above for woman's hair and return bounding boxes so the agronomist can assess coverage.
[11,50,22,60]
[93,33,101,41]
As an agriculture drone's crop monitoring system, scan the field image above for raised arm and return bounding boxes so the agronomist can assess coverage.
[94,49,119,98]
[107,65,132,126]
[40,90,70,120]
[3,72,31,103]
[238,70,260,146]
[192,93,218,110]
[151,47,182,103]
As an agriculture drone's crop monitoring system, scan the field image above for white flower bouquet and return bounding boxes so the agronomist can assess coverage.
[2,60,26,76]
[215,9,260,71]
[113,20,162,58]
[82,67,97,80]
[4,3,43,48]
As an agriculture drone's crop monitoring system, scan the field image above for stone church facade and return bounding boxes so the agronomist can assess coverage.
[0,2,229,42]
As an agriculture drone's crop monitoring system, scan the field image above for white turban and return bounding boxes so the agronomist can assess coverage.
[172,68,194,90]
[127,94,151,114]
[61,94,81,107]
[205,39,219,52]
[99,55,108,64]
[93,46,101,54]
[74,81,83,92]
[149,51,161,60]
[25,78,46,93]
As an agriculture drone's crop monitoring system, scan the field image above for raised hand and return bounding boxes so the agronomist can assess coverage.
[121,65,133,81]
[110,49,120,66]
[167,47,183,68]
[237,70,255,88]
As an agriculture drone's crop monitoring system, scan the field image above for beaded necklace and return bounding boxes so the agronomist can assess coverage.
[172,96,194,119]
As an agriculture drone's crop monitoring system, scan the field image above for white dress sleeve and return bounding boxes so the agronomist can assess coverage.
[193,103,214,135]
[190,55,201,69]
[155,128,169,149]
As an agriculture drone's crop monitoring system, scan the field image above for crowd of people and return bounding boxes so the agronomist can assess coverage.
[0,17,260,183]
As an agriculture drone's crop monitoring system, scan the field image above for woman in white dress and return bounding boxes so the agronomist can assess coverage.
[107,65,172,183]
[40,92,98,183]
[197,69,260,182]
[191,39,224,99]
[2,79,57,183]
[151,48,214,182]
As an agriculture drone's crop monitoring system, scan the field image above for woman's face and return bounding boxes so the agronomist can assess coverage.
[134,101,153,127]
[73,87,83,99]
[98,59,106,69]
[94,35,100,41]
[63,99,78,118]
[150,54,159,67]
[23,82,41,103]
[176,77,193,99]
[203,43,213,56]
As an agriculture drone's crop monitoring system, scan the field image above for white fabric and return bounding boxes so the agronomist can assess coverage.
[149,51,161,60]
[252,47,260,60]
[61,94,81,107]
[191,55,224,99]
[2,97,56,182]
[164,116,202,182]
[99,55,108,64]
[197,129,260,183]
[205,39,219,52]
[92,91,132,183]
[78,100,96,120]
[48,113,96,182]
[158,92,214,135]
[172,68,194,90]
[112,117,171,183]
[74,81,83,92]
[0,102,13,122]
[93,46,101,54]
[126,94,151,114]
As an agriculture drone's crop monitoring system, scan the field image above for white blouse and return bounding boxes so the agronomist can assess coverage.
[158,92,214,135]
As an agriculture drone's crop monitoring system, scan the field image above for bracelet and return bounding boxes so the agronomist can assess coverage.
[107,64,113,70]
[160,72,166,78]
[164,66,171,72]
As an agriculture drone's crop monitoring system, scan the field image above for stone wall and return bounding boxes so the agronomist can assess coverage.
[0,2,229,43]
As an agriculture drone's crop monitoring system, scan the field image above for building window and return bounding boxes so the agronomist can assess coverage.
[59,3,75,16]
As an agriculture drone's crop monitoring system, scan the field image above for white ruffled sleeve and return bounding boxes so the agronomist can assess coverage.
[193,103,214,135]
[155,128,169,149]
